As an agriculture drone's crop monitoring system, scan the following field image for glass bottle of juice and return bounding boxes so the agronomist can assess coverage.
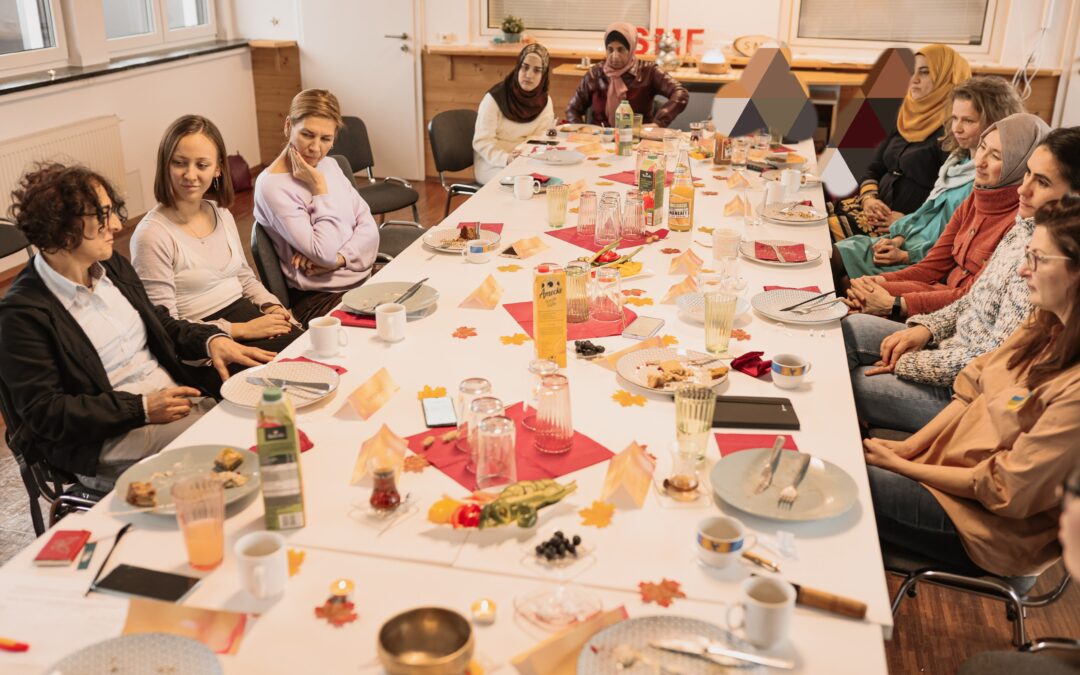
[256,387,306,530]
[668,143,695,233]
[615,99,634,156]
[532,263,567,367]
[638,151,667,229]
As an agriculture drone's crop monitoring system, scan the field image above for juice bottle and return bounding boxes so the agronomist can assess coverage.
[638,151,667,229]
[668,143,695,233]
[532,263,567,367]
[615,99,634,156]
[256,387,306,530]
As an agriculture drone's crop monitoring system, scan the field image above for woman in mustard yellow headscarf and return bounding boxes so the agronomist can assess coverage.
[834,45,972,239]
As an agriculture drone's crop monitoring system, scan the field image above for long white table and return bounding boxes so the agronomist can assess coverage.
[0,137,891,673]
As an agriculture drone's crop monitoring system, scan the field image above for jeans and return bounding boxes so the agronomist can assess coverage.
[867,465,986,575]
[843,313,953,433]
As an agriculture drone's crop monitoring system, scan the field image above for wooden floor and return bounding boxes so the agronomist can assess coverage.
[2,178,1078,673]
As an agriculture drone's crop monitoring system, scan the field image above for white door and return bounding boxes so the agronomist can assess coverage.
[296,0,423,180]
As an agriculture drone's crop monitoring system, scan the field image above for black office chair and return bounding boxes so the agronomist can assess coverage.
[428,109,481,217]
[0,217,34,260]
[250,222,292,309]
[330,117,420,223]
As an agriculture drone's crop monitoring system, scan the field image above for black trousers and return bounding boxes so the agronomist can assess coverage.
[287,287,346,327]
[202,297,303,354]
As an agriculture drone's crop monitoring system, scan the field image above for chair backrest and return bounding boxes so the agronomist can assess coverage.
[0,218,33,259]
[428,109,478,175]
[249,222,291,308]
[377,221,425,260]
[331,155,361,191]
[330,116,375,177]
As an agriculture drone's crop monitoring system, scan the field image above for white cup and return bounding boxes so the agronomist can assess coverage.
[771,353,811,390]
[726,576,795,648]
[695,516,756,569]
[712,228,741,260]
[764,181,785,206]
[513,175,541,200]
[376,302,406,342]
[308,315,347,357]
[234,531,288,600]
[462,239,492,264]
[780,169,802,200]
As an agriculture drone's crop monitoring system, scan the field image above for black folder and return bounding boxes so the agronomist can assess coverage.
[712,396,801,430]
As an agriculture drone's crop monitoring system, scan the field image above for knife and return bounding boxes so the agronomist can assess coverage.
[754,436,787,494]
[650,638,795,670]
[246,376,330,392]
[779,290,832,312]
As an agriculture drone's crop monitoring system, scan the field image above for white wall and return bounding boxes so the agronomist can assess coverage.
[231,0,298,40]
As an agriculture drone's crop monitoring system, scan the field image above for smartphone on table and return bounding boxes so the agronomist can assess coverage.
[422,397,457,428]
[622,316,665,340]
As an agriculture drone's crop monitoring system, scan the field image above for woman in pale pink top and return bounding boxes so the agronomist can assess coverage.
[254,88,379,325]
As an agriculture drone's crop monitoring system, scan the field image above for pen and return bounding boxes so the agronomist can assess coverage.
[85,522,132,597]
[0,637,29,652]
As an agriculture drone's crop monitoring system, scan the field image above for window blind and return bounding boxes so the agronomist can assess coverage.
[798,0,989,45]
[487,0,649,33]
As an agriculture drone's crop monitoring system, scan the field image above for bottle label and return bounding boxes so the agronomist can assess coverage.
[669,200,690,220]
[257,421,306,530]
[533,269,567,367]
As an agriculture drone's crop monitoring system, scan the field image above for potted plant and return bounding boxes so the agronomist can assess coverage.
[501,15,524,43]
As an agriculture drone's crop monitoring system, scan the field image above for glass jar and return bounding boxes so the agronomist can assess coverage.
[370,467,401,512]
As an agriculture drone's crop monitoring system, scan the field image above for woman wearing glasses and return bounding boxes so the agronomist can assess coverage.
[863,193,1080,578]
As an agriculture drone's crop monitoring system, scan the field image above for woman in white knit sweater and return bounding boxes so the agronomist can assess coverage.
[472,43,556,185]
[844,127,1080,432]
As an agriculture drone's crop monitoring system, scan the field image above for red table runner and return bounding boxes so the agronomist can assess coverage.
[502,301,637,340]
[544,228,668,253]
[714,433,798,458]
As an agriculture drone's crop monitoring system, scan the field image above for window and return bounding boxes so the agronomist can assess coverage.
[166,0,208,31]
[102,0,154,40]
[485,0,650,34]
[795,0,992,46]
[103,0,214,54]
[0,0,56,56]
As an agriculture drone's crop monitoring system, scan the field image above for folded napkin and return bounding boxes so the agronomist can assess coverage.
[529,173,551,184]
[278,356,348,375]
[754,242,807,263]
[457,221,504,235]
[714,433,799,458]
[248,428,314,453]
[731,351,772,378]
[331,309,375,329]
[763,285,821,293]
[599,171,676,187]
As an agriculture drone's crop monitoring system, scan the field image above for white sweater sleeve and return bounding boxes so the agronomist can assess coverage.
[472,94,511,170]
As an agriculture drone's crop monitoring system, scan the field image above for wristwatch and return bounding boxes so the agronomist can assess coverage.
[890,296,903,321]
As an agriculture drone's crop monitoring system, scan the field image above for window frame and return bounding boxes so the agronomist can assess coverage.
[105,0,216,57]
[781,0,1007,61]
[476,0,658,44]
[0,0,69,73]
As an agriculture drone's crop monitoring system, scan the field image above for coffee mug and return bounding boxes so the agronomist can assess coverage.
[771,354,811,390]
[309,315,347,357]
[234,531,288,600]
[462,239,492,264]
[726,576,795,648]
[376,302,406,342]
[695,516,756,569]
[780,169,802,200]
[764,181,785,206]
[513,175,541,200]
[712,228,741,260]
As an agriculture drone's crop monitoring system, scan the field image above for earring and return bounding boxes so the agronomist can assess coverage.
[213,176,220,191]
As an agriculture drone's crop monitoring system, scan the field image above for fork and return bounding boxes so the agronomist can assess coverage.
[791,298,843,315]
[777,454,812,510]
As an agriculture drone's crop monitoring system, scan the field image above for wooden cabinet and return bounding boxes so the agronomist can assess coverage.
[250,40,302,168]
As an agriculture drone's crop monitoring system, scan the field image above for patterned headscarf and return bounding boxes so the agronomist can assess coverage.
[487,43,551,123]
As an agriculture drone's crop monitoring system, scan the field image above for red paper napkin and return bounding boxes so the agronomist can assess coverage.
[731,351,772,378]
[771,144,796,153]
[714,433,799,458]
[331,310,375,329]
[544,228,667,253]
[754,242,807,263]
[405,402,613,490]
[458,222,505,235]
[278,357,348,375]
[529,173,551,184]
[600,171,676,187]
[248,428,314,454]
[502,301,637,341]
[762,285,821,293]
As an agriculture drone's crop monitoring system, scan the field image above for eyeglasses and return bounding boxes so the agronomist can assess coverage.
[1023,250,1071,272]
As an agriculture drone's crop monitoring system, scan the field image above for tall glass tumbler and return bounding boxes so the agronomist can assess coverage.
[704,287,739,358]
[456,377,492,454]
[172,475,225,570]
[547,184,569,228]
[467,396,504,473]
[622,193,646,241]
[632,113,643,141]
[731,137,749,172]
[476,415,517,490]
[674,383,717,463]
[523,359,560,431]
[566,261,590,323]
[594,196,621,248]
[590,266,623,326]
[576,191,598,237]
[534,373,573,454]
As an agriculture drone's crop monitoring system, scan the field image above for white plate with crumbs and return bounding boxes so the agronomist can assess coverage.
[221,361,340,409]
[615,347,729,396]
[44,633,223,675]
[112,444,260,516]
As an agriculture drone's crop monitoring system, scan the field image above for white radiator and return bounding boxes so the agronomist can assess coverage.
[0,115,127,217]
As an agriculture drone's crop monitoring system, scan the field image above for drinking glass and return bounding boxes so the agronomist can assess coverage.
[663,130,681,172]
[674,384,717,463]
[523,359,560,430]
[476,416,517,490]
[667,440,701,496]
[576,191,598,236]
[754,131,772,152]
[632,113,643,141]
[456,377,492,453]
[621,193,646,241]
[547,184,569,228]
[704,286,739,358]
[712,228,741,261]
[731,137,749,172]
[594,197,621,248]
[172,475,225,571]
[565,261,590,323]
[590,266,623,325]
[534,373,573,454]
[467,396,505,473]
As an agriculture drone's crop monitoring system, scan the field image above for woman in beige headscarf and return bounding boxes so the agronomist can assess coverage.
[566,22,688,128]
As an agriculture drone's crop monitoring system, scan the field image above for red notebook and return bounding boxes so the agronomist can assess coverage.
[34,529,91,566]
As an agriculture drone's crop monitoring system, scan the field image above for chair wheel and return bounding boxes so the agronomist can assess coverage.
[906,587,918,598]
[1006,606,1018,621]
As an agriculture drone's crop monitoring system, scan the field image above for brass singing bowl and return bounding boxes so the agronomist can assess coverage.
[377,607,475,675]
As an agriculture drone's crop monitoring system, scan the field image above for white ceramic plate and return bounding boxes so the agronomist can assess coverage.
[739,239,822,266]
[675,293,750,323]
[531,149,585,166]
[221,361,339,409]
[615,347,730,396]
[750,288,846,325]
[421,227,501,254]
[762,203,826,224]
[498,174,564,194]
[710,449,858,522]
[342,281,440,314]
[557,123,603,134]
[761,169,820,185]
[45,634,223,675]
[112,444,260,516]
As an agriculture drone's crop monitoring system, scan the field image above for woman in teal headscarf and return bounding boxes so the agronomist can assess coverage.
[836,76,1023,279]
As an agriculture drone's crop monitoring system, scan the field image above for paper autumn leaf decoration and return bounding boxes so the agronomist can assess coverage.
[579,500,615,528]
[459,275,504,310]
[500,333,531,345]
[661,276,699,304]
[612,389,646,407]
[639,579,686,608]
[347,368,399,420]
[417,385,446,400]
[724,194,749,216]
[595,162,612,168]
[693,182,705,188]
[315,599,358,627]
[452,326,478,339]
[624,297,653,307]
[569,207,579,214]
[586,156,600,160]
[595,181,614,186]
[497,264,522,272]
[697,226,715,235]
[622,288,646,297]
[727,172,750,188]
[732,328,751,341]
[403,454,430,473]
[669,249,704,276]
[288,548,305,577]
[660,247,681,255]
[660,334,679,346]
[703,190,719,196]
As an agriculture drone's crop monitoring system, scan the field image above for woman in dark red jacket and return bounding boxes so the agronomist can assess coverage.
[566,22,688,128]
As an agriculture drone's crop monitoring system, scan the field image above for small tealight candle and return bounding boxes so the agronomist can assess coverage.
[470,598,497,624]
[330,578,355,599]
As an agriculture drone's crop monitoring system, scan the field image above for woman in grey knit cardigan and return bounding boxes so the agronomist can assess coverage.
[844,127,1080,433]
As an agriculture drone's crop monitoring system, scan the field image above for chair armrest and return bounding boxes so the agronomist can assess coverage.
[376,252,395,263]
[449,183,479,195]
[383,176,414,189]
[380,220,424,230]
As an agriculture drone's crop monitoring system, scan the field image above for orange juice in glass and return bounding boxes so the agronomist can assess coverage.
[172,475,225,570]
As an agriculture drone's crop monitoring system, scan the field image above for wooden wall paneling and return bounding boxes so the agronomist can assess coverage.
[250,42,302,168]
